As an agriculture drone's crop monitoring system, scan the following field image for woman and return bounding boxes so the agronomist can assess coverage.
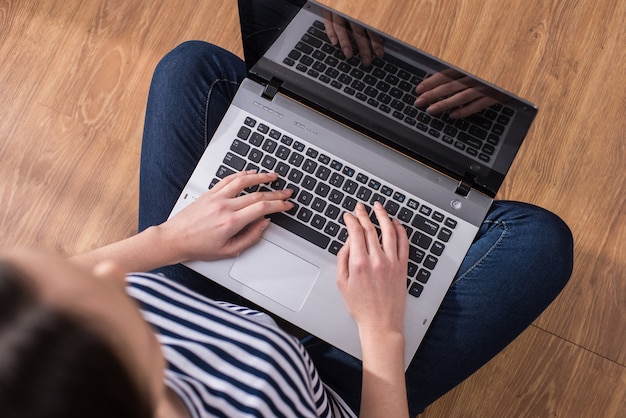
[0,41,573,417]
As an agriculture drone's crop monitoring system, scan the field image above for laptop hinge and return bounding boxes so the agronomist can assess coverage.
[455,172,475,197]
[262,77,283,100]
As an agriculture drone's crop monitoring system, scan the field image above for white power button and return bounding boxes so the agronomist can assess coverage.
[450,200,463,210]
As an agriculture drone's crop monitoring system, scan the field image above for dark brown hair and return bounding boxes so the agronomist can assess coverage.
[0,261,152,418]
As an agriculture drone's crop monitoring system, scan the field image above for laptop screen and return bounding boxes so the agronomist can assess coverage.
[238,0,537,197]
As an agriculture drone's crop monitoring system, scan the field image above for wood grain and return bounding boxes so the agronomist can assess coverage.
[0,0,624,416]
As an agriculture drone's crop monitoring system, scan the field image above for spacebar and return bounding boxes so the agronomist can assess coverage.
[269,212,331,249]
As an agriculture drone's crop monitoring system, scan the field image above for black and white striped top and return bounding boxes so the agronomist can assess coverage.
[127,273,356,418]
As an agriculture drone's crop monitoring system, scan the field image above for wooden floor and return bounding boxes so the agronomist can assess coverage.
[1,0,624,416]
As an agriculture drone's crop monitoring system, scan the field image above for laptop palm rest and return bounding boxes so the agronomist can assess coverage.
[229,238,320,312]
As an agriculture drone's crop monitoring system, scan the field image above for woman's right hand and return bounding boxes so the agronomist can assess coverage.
[336,202,409,335]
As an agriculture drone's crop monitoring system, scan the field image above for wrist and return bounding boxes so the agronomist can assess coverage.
[147,224,185,267]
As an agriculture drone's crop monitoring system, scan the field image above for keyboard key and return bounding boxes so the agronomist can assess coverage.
[409,247,425,263]
[431,241,445,256]
[250,132,264,146]
[297,190,314,206]
[408,282,424,298]
[230,140,250,156]
[329,190,344,204]
[324,204,341,220]
[302,175,317,190]
[314,182,330,198]
[356,186,372,202]
[223,152,246,171]
[329,172,345,187]
[275,162,290,177]
[423,255,438,270]
[297,207,313,222]
[342,179,358,194]
[261,155,277,170]
[276,145,290,160]
[262,138,278,153]
[381,186,393,196]
[328,241,343,255]
[237,126,251,140]
[270,212,330,249]
[416,269,431,284]
[370,193,386,205]
[315,166,331,181]
[216,165,235,179]
[311,214,326,230]
[438,228,452,242]
[342,196,357,211]
[411,232,433,250]
[384,201,400,216]
[444,218,458,229]
[412,215,439,236]
[324,222,340,237]
[248,149,263,164]
[288,152,304,167]
[311,197,326,212]
[398,207,414,223]
[288,168,303,183]
[303,159,318,174]
[368,179,381,190]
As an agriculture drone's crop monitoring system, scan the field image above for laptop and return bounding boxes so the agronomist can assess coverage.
[169,0,537,369]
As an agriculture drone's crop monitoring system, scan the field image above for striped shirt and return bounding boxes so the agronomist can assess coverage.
[127,273,356,418]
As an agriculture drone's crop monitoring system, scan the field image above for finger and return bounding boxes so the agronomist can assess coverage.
[350,22,372,66]
[373,202,397,256]
[393,219,410,263]
[415,78,472,109]
[332,15,353,57]
[323,10,338,45]
[218,172,278,197]
[336,239,351,290]
[425,82,486,115]
[450,96,499,118]
[231,187,293,211]
[235,195,294,224]
[415,71,457,96]
[209,170,256,194]
[367,29,385,58]
[222,218,271,258]
[354,203,380,253]
[343,211,367,254]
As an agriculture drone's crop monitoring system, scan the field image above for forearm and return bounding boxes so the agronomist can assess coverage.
[359,329,409,418]
[70,225,181,273]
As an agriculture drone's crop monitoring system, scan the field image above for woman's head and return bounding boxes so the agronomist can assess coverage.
[0,250,163,418]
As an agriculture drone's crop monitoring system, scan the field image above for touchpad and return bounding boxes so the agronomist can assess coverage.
[229,238,320,312]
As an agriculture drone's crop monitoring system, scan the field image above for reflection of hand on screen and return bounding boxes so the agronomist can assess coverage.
[322,10,384,66]
[414,69,507,118]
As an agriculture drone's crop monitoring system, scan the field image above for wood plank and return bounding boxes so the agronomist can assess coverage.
[421,326,626,417]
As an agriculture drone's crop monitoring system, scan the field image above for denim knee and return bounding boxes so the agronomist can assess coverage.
[490,200,574,288]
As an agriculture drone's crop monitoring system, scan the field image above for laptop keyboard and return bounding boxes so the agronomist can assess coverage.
[281,20,516,165]
[211,115,461,299]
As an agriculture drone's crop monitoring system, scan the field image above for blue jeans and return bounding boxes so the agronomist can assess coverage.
[139,41,574,415]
